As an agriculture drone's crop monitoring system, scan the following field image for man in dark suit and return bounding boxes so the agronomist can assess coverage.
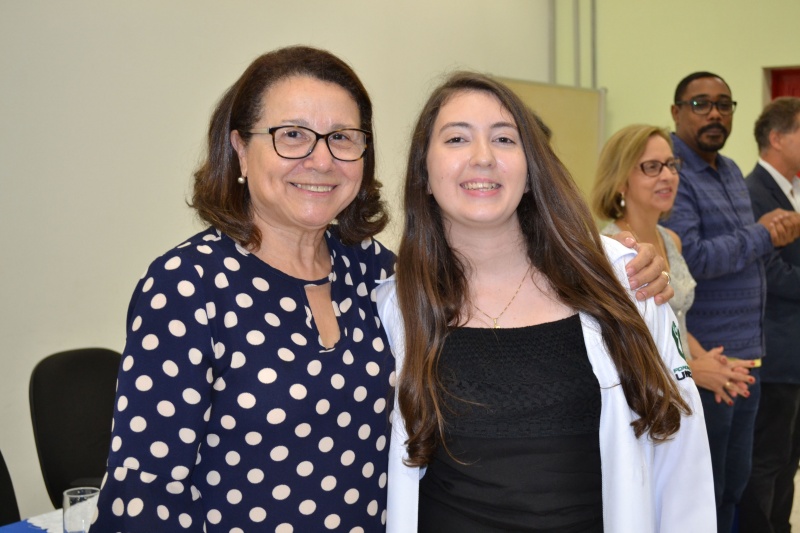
[740,97,800,533]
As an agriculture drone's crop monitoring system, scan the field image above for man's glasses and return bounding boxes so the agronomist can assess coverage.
[674,99,737,116]
[640,158,681,177]
[249,125,370,162]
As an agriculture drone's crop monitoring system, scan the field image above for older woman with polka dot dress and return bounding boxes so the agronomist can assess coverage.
[93,46,394,532]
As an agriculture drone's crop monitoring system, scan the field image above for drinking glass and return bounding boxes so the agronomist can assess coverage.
[63,487,99,533]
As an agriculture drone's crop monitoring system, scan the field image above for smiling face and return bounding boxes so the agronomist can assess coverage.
[231,75,364,236]
[425,90,528,234]
[622,134,679,217]
[672,76,734,156]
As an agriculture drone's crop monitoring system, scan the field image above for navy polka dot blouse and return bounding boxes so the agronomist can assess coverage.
[94,226,395,532]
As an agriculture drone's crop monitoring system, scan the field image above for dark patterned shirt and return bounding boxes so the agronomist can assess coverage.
[662,134,769,358]
[94,226,395,532]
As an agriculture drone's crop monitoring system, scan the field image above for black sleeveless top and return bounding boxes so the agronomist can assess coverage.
[418,314,604,532]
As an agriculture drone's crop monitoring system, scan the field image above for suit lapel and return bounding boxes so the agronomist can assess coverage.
[757,165,795,212]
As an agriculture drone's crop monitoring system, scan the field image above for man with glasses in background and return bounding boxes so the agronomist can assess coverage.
[740,97,800,533]
[662,72,800,533]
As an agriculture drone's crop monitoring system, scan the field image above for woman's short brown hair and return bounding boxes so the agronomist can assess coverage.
[191,46,387,248]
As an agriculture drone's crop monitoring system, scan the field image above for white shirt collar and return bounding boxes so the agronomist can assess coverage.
[758,159,800,211]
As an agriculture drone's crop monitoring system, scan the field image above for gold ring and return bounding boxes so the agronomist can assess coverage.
[724,381,732,389]
[662,271,671,285]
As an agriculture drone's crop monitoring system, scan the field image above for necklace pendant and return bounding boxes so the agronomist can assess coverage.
[472,265,530,331]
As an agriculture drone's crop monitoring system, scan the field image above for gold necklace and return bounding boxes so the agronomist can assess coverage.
[616,219,640,241]
[618,219,670,269]
[472,267,530,329]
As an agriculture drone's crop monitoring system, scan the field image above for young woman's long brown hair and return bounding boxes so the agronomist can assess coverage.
[395,72,690,467]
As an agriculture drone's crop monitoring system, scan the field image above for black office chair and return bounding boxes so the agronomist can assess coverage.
[29,347,121,508]
[0,448,21,525]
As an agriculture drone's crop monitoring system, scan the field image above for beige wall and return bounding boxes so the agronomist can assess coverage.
[0,0,552,517]
[597,0,800,173]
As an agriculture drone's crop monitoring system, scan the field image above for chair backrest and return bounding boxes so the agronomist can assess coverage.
[29,348,121,508]
[0,447,21,526]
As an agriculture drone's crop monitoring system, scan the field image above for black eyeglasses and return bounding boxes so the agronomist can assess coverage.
[639,158,682,177]
[249,125,371,162]
[674,99,737,116]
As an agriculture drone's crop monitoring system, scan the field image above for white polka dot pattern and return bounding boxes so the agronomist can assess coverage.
[93,227,394,532]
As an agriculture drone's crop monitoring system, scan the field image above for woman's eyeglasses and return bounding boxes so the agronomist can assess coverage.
[248,125,370,162]
[640,158,681,177]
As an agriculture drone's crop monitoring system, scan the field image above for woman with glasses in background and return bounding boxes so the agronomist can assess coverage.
[592,125,755,407]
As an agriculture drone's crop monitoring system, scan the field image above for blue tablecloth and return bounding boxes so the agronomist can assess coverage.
[0,522,45,532]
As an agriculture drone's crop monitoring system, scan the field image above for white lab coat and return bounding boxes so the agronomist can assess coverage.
[376,236,716,533]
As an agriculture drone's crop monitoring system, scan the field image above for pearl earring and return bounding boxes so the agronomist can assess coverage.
[237,176,246,184]
[619,192,626,208]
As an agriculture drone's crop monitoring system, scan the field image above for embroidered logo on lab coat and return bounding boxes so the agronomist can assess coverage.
[671,321,686,360]
[673,365,692,381]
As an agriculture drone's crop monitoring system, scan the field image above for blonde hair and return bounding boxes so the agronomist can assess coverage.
[591,125,673,221]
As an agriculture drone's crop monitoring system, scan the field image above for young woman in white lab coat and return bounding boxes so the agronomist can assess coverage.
[378,72,715,532]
